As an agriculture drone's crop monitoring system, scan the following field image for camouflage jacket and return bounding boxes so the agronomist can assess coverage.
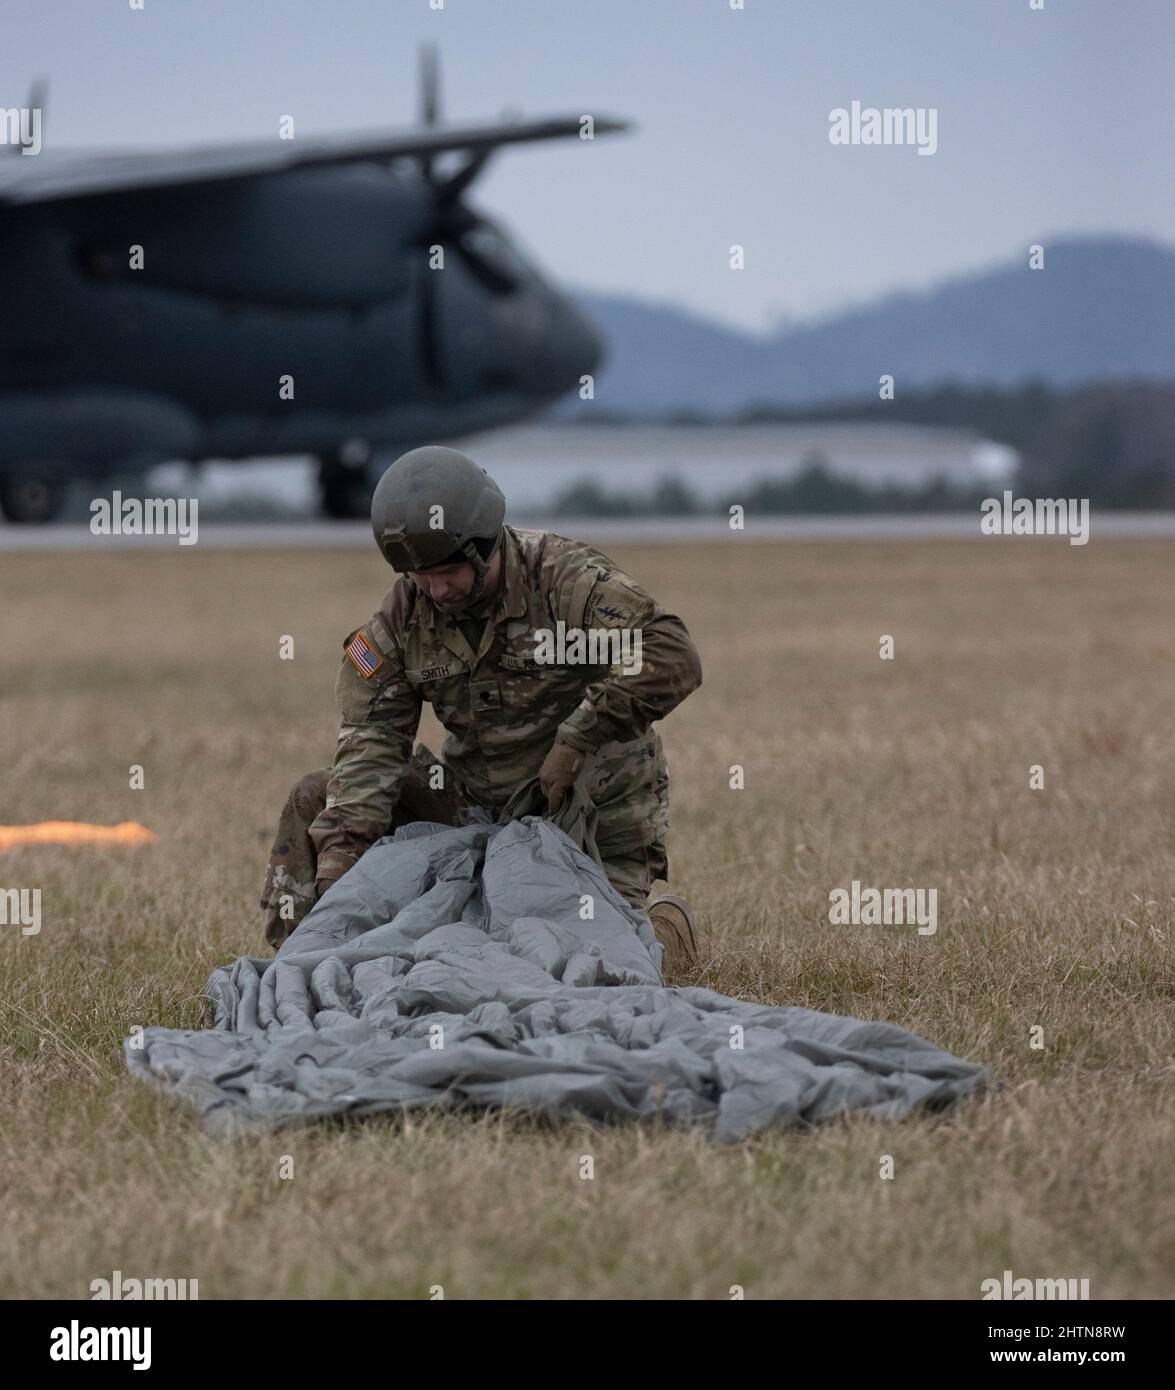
[308,525,703,880]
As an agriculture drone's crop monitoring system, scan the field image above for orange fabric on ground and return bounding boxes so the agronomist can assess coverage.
[0,821,157,849]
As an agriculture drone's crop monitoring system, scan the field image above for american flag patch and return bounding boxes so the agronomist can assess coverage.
[345,629,384,678]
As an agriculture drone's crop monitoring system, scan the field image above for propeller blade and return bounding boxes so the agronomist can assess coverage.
[419,44,441,126]
[8,77,47,157]
[28,75,47,107]
[417,257,445,392]
[418,44,440,183]
[453,233,517,296]
[437,148,493,204]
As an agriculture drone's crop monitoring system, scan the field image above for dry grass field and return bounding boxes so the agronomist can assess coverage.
[1,535,1172,1299]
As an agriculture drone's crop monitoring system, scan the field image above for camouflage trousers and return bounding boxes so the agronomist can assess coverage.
[260,744,667,950]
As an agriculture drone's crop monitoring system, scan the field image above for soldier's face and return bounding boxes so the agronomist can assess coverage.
[411,560,477,609]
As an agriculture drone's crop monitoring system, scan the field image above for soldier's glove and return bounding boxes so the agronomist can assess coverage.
[539,739,587,815]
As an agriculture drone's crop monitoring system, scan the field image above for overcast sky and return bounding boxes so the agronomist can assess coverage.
[7,0,1171,333]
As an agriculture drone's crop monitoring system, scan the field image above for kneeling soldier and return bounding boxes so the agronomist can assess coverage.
[261,445,703,976]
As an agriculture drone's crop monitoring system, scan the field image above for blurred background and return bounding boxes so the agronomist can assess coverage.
[2,0,1173,528]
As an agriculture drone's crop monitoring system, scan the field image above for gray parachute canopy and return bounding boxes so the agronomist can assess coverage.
[124,783,990,1140]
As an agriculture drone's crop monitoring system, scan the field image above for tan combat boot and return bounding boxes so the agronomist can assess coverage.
[647,895,699,979]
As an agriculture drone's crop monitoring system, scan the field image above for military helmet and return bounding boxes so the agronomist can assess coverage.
[371,446,505,574]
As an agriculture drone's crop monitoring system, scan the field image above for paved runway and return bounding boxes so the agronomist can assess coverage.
[2,513,1175,551]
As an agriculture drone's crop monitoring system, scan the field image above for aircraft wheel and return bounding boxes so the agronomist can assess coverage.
[318,455,375,520]
[0,473,68,524]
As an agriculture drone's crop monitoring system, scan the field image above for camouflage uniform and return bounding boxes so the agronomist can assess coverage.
[261,525,702,948]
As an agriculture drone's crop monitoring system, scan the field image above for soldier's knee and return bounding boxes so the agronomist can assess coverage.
[602,847,660,909]
[614,880,649,910]
[289,769,331,822]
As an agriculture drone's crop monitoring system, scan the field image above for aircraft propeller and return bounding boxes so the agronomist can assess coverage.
[409,46,522,389]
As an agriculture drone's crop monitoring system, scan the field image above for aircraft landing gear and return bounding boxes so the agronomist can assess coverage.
[0,471,68,524]
[318,452,376,520]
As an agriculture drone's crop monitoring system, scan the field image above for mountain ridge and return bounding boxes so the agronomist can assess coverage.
[563,236,1175,416]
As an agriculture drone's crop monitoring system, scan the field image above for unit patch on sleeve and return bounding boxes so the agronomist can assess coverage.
[345,627,385,678]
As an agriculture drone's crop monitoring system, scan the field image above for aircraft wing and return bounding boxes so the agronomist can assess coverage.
[0,114,629,206]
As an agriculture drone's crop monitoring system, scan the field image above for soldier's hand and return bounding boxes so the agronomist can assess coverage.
[539,739,586,815]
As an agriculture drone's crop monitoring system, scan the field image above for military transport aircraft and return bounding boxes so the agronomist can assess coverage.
[0,53,627,522]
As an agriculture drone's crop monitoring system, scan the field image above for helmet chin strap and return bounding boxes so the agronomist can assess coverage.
[450,532,502,612]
